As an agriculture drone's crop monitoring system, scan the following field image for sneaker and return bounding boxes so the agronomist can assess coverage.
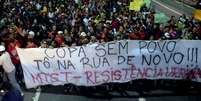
[0,90,5,95]
[36,87,41,92]
[21,92,24,97]
[0,90,4,93]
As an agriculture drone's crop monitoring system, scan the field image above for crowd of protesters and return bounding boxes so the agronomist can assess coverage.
[0,0,201,97]
[0,0,201,48]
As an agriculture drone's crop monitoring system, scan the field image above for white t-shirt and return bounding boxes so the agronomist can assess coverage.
[0,52,15,73]
[74,0,79,4]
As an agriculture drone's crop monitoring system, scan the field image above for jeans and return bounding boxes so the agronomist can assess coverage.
[7,69,23,94]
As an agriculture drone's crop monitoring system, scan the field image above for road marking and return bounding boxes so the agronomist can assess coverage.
[152,0,183,16]
[139,97,146,101]
[32,87,41,101]
[175,0,195,9]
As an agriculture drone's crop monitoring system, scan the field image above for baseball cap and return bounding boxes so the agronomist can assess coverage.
[0,45,5,52]
[58,31,63,34]
[80,32,87,37]
[28,31,35,37]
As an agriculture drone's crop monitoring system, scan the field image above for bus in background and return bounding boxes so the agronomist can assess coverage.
[194,0,201,21]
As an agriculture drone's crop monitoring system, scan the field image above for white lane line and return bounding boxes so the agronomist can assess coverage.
[139,97,146,101]
[152,0,183,16]
[32,87,41,101]
[175,0,195,9]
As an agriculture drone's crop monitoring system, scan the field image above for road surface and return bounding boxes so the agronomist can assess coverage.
[152,0,195,17]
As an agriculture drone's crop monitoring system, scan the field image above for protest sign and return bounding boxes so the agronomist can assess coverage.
[17,40,201,88]
[129,2,137,11]
[154,13,168,24]
[194,9,201,21]
[144,0,151,8]
[129,0,144,11]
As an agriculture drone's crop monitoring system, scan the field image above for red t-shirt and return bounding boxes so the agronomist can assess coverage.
[7,40,22,65]
[55,35,64,47]
[112,19,120,29]
[129,32,140,40]
[26,43,38,48]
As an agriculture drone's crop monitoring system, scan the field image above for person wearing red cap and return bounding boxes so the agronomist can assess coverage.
[0,45,23,97]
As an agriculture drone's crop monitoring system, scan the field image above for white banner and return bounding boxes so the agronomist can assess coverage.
[17,40,201,88]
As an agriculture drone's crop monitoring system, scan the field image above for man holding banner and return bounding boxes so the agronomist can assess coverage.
[0,45,23,97]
